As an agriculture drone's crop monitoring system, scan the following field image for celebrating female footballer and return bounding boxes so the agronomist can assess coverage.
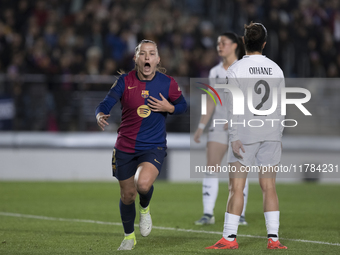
[206,22,287,250]
[96,40,187,250]
[193,32,249,226]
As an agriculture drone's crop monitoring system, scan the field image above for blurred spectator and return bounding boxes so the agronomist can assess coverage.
[101,58,118,75]
[1,0,338,78]
[44,24,58,48]
[0,0,339,131]
[86,46,102,75]
[105,21,127,63]
[199,21,215,49]
[34,1,48,27]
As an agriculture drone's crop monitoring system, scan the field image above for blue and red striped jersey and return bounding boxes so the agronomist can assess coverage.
[96,70,187,153]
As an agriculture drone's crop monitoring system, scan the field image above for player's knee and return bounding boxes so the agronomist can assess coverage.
[228,183,244,196]
[136,180,152,194]
[259,180,276,193]
[120,190,137,204]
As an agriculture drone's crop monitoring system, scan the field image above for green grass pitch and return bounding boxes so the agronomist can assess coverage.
[0,181,339,254]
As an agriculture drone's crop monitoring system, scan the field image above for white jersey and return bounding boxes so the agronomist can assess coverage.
[209,62,233,132]
[225,55,285,144]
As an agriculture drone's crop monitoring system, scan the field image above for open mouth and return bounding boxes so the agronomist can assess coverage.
[143,62,151,72]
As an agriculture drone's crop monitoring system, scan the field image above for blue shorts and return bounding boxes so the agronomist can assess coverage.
[112,147,167,181]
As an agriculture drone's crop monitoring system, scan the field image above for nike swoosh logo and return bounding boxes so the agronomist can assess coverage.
[128,86,137,89]
[154,159,161,164]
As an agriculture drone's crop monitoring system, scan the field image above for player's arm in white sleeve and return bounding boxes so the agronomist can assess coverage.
[225,70,245,159]
[278,72,285,137]
[193,69,217,143]
[205,68,218,123]
[225,70,240,142]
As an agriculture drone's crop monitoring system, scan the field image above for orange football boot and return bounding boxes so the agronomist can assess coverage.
[205,237,239,249]
[267,238,287,249]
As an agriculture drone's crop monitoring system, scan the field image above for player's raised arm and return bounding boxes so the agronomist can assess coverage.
[95,77,125,131]
[194,95,215,143]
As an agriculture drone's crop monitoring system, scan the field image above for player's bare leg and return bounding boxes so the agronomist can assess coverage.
[135,162,158,194]
[117,176,137,250]
[227,162,247,215]
[120,176,138,205]
[206,162,246,249]
[196,142,227,225]
[258,170,278,212]
[259,167,287,249]
[207,142,228,170]
[134,162,159,237]
[239,178,249,225]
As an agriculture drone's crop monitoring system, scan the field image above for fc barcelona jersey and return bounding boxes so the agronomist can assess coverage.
[96,70,187,153]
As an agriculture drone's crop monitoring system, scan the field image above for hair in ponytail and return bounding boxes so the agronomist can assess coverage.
[221,32,245,60]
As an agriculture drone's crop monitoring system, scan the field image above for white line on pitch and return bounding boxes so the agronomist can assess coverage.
[1,212,339,247]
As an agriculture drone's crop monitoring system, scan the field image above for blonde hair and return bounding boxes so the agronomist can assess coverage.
[134,39,166,74]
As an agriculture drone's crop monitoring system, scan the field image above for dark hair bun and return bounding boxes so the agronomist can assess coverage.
[244,22,267,53]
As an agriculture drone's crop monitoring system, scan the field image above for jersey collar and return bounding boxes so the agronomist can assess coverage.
[135,70,159,82]
[243,55,266,59]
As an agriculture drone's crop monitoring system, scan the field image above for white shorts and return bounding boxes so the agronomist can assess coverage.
[207,130,229,145]
[228,141,281,167]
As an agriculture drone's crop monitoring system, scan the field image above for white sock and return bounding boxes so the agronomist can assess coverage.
[223,212,240,241]
[264,211,280,241]
[202,174,219,215]
[241,178,249,217]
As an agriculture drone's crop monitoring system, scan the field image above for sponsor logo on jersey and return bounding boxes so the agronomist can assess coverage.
[137,105,151,118]
[128,86,137,89]
[141,90,149,98]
